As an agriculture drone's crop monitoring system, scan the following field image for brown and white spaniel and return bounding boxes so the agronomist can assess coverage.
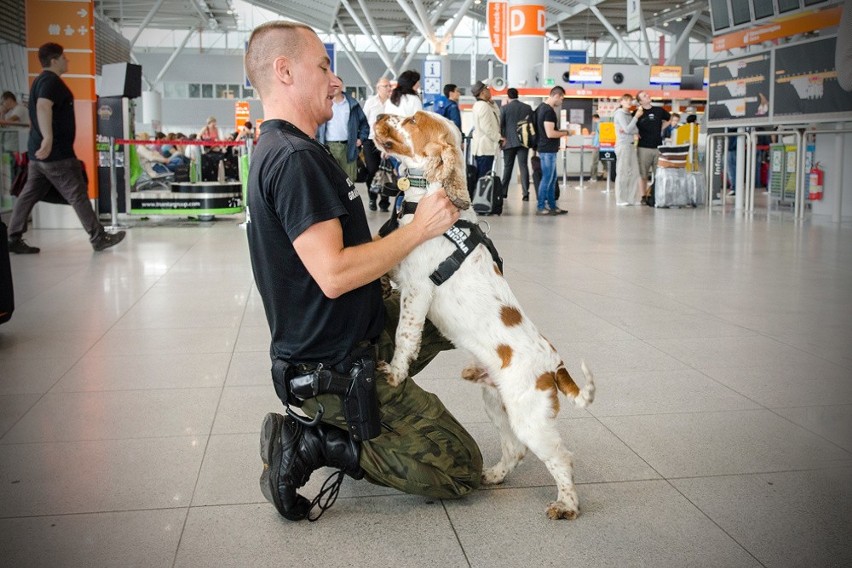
[373,111,596,521]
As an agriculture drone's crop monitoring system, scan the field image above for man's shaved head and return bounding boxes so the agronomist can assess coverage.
[245,21,313,99]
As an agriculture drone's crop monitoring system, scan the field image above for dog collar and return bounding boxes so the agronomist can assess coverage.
[397,176,428,190]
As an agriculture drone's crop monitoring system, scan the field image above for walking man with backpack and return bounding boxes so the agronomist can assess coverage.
[499,88,533,200]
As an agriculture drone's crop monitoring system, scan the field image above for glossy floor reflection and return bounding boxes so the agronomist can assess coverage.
[1,184,851,568]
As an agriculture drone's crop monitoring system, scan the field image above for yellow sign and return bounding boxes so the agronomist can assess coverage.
[599,122,616,146]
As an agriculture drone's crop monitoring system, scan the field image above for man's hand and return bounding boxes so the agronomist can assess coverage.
[35,137,53,160]
[409,190,459,242]
[635,106,644,118]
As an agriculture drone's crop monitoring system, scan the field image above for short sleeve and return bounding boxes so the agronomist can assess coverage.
[269,146,349,242]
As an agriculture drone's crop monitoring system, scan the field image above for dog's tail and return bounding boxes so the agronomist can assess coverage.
[555,360,595,408]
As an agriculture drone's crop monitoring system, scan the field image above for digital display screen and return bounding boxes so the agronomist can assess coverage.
[752,0,775,20]
[710,0,731,31]
[732,1,752,25]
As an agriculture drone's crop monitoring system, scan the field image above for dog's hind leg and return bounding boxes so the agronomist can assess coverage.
[380,284,433,387]
[505,392,581,520]
[480,383,527,485]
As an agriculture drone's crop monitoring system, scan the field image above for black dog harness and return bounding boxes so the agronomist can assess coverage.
[379,198,504,285]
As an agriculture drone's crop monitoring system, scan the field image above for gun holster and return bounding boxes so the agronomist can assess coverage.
[271,356,382,442]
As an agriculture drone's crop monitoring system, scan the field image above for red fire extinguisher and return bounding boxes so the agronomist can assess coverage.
[809,162,824,200]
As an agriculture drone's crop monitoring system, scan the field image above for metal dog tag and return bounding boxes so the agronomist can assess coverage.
[397,177,410,191]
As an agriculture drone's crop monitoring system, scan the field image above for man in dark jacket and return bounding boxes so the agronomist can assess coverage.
[317,78,369,181]
[433,84,462,131]
[499,88,533,200]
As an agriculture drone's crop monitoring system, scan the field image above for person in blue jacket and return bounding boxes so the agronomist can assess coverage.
[316,77,369,181]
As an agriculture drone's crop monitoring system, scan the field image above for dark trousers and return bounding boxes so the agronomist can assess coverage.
[363,139,389,208]
[474,155,494,180]
[9,158,103,241]
[501,146,529,197]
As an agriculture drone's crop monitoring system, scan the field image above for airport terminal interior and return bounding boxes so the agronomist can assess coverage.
[1,0,851,567]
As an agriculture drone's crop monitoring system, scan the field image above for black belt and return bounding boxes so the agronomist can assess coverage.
[289,340,377,375]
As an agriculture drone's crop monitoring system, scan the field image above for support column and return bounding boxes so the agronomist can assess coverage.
[507,0,545,88]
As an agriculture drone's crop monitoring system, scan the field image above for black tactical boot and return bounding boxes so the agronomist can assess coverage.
[259,412,363,521]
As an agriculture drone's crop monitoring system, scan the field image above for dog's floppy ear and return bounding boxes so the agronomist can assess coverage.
[424,141,470,210]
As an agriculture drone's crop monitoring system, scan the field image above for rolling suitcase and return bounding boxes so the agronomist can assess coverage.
[472,169,503,216]
[0,221,14,325]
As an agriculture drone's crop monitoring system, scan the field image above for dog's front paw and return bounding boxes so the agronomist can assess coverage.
[377,360,406,387]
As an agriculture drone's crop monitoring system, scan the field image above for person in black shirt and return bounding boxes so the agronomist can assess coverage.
[244,21,481,522]
[634,90,670,204]
[534,86,569,215]
[7,43,125,253]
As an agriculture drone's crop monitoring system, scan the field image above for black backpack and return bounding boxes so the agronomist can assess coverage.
[516,109,538,149]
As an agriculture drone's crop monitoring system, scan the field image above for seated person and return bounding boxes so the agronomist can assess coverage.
[136,133,171,176]
[0,91,29,125]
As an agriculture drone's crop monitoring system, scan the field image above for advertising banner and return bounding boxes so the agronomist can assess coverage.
[487,0,508,64]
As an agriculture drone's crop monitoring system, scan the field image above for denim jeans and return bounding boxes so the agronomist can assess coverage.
[537,151,558,210]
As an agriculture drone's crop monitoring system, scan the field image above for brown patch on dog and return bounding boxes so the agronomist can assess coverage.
[536,372,560,415]
[494,263,502,276]
[555,365,580,398]
[500,306,523,327]
[497,344,513,368]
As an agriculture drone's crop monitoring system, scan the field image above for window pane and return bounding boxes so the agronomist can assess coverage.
[242,86,254,99]
[202,84,213,98]
[188,83,201,98]
[164,82,188,98]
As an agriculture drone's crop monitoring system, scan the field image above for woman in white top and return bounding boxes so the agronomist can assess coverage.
[613,93,643,206]
[384,70,422,117]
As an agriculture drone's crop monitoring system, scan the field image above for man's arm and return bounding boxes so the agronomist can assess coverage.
[293,190,459,298]
[544,120,566,139]
[34,98,54,160]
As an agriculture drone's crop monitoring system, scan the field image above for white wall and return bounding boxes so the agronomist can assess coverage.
[810,126,852,221]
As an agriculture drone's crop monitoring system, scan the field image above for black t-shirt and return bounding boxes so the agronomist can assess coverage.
[635,105,671,149]
[246,119,384,365]
[536,105,560,153]
[28,71,76,161]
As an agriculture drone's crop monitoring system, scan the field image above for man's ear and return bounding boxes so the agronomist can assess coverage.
[273,56,293,85]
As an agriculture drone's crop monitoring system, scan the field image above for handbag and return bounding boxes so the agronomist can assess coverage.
[355,153,369,183]
[9,152,78,206]
[370,158,400,197]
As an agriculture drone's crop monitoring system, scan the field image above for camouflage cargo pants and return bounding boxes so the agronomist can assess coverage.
[300,293,482,499]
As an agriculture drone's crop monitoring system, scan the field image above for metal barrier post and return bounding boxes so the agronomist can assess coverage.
[574,144,585,190]
[105,136,127,231]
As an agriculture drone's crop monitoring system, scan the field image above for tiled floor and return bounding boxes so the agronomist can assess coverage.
[2,184,851,568]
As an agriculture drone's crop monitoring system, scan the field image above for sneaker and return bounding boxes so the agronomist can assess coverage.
[8,238,40,254]
[549,207,568,215]
[379,205,389,212]
[522,195,529,201]
[535,208,549,216]
[92,230,126,252]
[368,201,377,211]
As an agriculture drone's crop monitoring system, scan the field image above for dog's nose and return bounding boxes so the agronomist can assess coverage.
[376,114,387,121]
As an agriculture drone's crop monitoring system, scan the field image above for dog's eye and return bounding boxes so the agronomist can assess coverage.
[382,141,393,149]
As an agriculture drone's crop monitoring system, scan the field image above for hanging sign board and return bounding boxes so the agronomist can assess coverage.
[487,0,508,64]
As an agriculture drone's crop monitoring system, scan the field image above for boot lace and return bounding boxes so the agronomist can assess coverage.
[306,470,346,522]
